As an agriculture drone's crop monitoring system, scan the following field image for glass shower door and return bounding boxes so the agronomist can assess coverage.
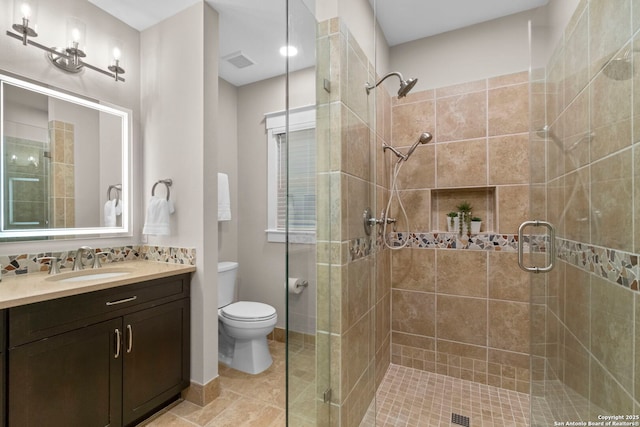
[529,0,639,424]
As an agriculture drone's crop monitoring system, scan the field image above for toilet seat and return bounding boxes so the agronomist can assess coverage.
[220,301,276,322]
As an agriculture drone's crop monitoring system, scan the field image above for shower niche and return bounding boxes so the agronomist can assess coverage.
[430,187,496,233]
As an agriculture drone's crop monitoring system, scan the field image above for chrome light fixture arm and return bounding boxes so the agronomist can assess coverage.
[6,26,125,82]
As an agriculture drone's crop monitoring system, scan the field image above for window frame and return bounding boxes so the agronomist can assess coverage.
[264,105,316,244]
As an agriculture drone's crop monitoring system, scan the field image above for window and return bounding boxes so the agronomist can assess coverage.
[265,105,316,243]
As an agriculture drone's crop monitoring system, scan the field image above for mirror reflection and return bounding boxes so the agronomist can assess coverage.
[0,73,130,238]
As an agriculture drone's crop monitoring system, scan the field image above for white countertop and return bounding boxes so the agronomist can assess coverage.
[0,261,196,309]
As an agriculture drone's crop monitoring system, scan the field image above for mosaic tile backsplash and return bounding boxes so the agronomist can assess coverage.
[0,245,196,278]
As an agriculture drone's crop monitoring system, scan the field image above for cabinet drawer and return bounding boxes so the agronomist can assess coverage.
[9,274,190,348]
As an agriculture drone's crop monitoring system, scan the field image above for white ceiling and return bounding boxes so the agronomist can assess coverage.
[88,0,548,86]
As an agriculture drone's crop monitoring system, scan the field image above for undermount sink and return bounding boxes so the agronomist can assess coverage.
[46,269,133,283]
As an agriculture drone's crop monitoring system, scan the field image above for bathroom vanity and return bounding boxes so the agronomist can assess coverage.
[0,261,194,427]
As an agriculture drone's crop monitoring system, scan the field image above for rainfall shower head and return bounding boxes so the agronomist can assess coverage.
[383,131,433,161]
[365,71,418,98]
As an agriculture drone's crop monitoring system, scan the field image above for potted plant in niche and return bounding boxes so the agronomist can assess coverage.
[446,211,458,232]
[456,201,472,235]
[471,216,482,234]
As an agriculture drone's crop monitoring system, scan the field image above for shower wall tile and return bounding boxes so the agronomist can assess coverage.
[395,143,435,190]
[635,143,640,253]
[344,257,371,333]
[345,175,370,241]
[563,168,590,243]
[488,134,530,185]
[390,189,431,231]
[341,312,371,408]
[496,185,529,234]
[590,276,634,393]
[563,7,589,106]
[562,89,590,172]
[345,41,369,123]
[588,0,632,79]
[488,300,529,354]
[487,252,529,302]
[391,99,435,146]
[343,108,370,181]
[590,149,633,252]
[436,250,487,298]
[391,289,435,337]
[488,83,529,136]
[563,331,590,401]
[435,138,487,188]
[589,62,632,162]
[435,91,487,142]
[635,35,640,144]
[436,295,486,346]
[564,264,591,348]
[391,248,435,292]
[589,356,635,418]
[435,79,486,98]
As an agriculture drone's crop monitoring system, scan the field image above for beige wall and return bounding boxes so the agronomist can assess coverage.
[141,2,219,386]
[218,78,238,263]
[236,68,316,329]
[390,11,533,92]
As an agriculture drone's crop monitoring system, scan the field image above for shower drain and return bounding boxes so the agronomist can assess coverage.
[451,413,470,427]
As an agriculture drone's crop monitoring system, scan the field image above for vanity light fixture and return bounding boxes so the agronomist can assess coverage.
[6,0,125,82]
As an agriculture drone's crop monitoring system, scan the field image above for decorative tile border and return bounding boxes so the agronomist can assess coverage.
[379,232,640,292]
[557,238,639,291]
[348,236,373,261]
[385,232,552,252]
[0,245,196,278]
[141,246,196,265]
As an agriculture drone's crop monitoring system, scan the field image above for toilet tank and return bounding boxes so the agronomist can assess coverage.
[217,261,239,308]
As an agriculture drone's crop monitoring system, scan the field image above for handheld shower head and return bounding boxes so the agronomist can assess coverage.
[405,132,433,159]
[365,72,419,98]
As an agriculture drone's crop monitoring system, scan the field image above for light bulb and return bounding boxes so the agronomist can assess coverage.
[112,47,121,61]
[279,45,298,57]
[20,3,31,18]
[71,28,81,42]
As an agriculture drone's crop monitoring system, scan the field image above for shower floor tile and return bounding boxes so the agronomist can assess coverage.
[369,364,531,427]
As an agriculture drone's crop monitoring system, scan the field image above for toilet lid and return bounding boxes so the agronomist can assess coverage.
[221,301,276,321]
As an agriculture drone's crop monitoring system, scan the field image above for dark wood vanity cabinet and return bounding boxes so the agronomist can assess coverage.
[5,274,190,427]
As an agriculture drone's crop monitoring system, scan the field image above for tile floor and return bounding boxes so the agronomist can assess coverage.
[362,364,530,427]
[140,341,536,427]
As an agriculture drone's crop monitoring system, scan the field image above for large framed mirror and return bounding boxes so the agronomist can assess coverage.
[0,72,130,239]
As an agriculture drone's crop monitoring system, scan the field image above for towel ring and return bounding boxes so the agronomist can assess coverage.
[107,184,122,207]
[152,179,173,201]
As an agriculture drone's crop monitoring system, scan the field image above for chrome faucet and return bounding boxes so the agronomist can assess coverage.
[72,246,95,271]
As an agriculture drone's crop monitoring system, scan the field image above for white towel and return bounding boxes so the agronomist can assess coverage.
[115,199,123,216]
[104,199,117,227]
[218,173,231,221]
[142,196,175,235]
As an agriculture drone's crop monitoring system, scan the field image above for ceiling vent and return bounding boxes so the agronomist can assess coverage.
[222,51,255,69]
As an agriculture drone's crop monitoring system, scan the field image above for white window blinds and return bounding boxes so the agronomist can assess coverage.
[275,128,316,230]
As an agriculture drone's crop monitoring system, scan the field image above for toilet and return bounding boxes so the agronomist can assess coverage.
[217,261,277,374]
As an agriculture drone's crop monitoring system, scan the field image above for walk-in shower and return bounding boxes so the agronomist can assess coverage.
[365,71,418,98]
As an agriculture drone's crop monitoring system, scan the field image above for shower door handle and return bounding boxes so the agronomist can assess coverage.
[517,220,556,273]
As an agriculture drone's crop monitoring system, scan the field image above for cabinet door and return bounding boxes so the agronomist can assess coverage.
[9,318,123,427]
[122,299,189,426]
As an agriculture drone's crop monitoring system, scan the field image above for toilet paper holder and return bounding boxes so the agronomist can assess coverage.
[297,280,309,289]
